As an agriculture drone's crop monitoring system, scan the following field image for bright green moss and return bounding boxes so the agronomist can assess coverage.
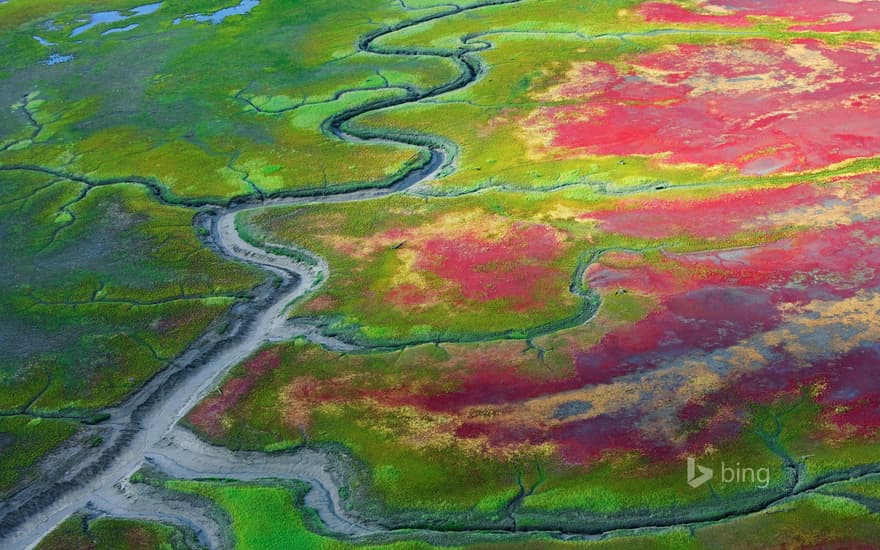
[160,478,880,549]
[163,479,699,549]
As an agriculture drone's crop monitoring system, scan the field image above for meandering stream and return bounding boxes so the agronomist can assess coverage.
[0,3,513,547]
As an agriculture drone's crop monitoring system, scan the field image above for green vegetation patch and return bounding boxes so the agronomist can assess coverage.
[36,512,203,550]
[0,175,262,414]
[0,415,79,494]
[161,478,880,549]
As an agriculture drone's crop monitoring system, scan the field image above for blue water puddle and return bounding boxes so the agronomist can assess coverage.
[42,53,74,66]
[69,2,162,37]
[130,2,163,16]
[102,23,140,35]
[173,0,259,25]
[33,36,57,46]
[552,400,593,421]
[70,11,130,37]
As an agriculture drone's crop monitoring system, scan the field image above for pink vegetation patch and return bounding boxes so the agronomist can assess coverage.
[639,2,751,27]
[589,220,880,302]
[672,221,880,297]
[530,39,880,174]
[588,183,822,239]
[334,177,880,464]
[356,216,880,463]
[415,222,565,311]
[411,354,550,411]
[639,1,880,32]
[187,347,281,437]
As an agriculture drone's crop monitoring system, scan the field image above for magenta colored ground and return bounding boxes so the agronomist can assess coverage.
[640,0,880,32]
[529,39,880,175]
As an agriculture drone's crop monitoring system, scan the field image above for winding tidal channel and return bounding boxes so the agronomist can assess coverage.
[0,2,516,547]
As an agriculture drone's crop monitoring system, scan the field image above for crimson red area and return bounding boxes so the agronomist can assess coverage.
[539,39,880,174]
[588,221,880,315]
[187,348,280,437]
[639,0,880,32]
[380,285,778,416]
[416,223,563,310]
[393,221,880,457]
[588,183,821,239]
[673,221,880,298]
[639,2,751,27]
[549,414,673,463]
[419,359,541,409]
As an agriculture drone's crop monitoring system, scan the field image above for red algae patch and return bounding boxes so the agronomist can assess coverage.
[525,39,880,174]
[639,0,880,32]
[186,347,281,438]
[328,209,574,313]
[245,176,880,466]
[586,183,822,239]
[586,174,880,241]
[415,222,564,310]
[638,2,752,27]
